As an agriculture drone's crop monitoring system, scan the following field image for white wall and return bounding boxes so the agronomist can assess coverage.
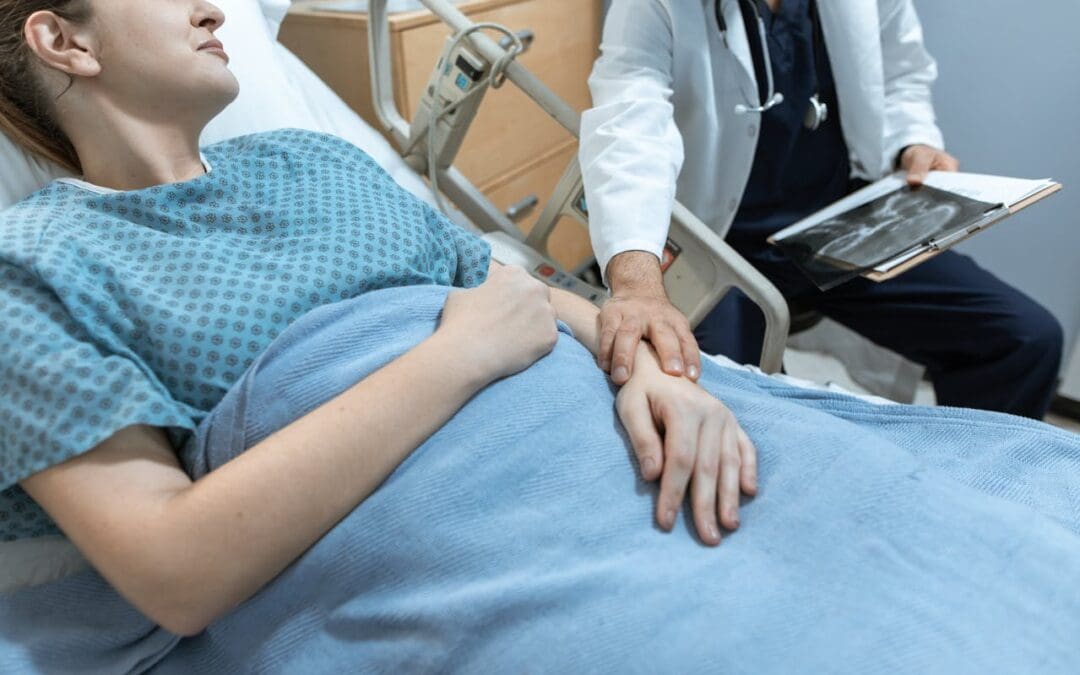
[1062,341,1080,400]
[915,0,1080,374]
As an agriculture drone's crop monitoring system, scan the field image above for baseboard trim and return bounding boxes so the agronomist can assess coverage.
[1050,395,1080,421]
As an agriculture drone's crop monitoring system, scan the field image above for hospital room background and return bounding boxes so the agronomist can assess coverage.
[271,0,1080,428]
[1,0,1080,669]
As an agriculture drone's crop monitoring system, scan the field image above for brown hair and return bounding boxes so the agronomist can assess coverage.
[0,0,92,173]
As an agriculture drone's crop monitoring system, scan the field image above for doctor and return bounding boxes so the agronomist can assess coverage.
[580,0,1063,419]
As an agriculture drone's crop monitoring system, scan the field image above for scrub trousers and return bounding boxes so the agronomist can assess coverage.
[694,226,1064,419]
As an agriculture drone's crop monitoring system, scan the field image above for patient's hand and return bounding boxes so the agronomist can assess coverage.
[441,264,559,382]
[617,350,758,546]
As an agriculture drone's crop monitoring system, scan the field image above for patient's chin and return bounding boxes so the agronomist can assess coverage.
[203,74,242,116]
[216,70,241,100]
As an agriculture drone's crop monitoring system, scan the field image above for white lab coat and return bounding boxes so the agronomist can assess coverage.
[580,0,945,280]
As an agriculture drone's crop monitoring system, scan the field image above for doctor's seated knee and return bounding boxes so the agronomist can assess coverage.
[1009,300,1065,374]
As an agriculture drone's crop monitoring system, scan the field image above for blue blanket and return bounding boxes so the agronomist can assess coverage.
[3,285,1079,674]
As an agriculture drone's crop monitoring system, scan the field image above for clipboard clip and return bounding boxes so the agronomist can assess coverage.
[925,203,1009,250]
[925,229,972,251]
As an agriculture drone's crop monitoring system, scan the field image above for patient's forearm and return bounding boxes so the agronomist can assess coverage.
[168,330,487,630]
[23,330,488,636]
[549,286,602,356]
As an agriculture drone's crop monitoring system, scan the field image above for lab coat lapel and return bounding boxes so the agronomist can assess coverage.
[816,1,887,177]
[716,0,761,104]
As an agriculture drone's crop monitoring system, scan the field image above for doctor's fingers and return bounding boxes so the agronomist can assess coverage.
[609,317,647,385]
[647,322,687,378]
[616,386,664,483]
[933,151,960,172]
[597,305,629,372]
[676,322,702,381]
[646,313,701,380]
[904,148,935,186]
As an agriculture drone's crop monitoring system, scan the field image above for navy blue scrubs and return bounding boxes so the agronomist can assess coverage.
[693,0,1063,418]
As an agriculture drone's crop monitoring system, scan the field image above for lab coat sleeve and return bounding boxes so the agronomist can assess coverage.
[579,0,685,284]
[878,0,946,168]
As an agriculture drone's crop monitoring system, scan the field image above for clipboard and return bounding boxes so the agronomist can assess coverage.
[767,172,1063,289]
[862,182,1062,282]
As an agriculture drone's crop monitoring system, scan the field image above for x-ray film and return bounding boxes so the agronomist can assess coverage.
[774,185,1001,290]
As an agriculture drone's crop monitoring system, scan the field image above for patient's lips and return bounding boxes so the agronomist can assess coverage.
[197,38,229,64]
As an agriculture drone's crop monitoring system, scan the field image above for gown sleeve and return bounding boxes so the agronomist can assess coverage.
[0,262,195,492]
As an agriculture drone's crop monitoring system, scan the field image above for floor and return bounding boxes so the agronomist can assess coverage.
[783,347,1080,435]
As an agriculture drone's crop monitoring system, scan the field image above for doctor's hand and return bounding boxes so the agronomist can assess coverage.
[617,344,758,546]
[600,251,701,386]
[900,144,959,186]
[440,264,558,382]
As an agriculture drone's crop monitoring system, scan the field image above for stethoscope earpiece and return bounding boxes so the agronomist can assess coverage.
[733,92,784,116]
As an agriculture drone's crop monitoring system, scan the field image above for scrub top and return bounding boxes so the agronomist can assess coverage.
[730,0,852,239]
[0,128,491,541]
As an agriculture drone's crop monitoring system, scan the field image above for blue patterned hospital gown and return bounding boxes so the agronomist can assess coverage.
[0,129,491,541]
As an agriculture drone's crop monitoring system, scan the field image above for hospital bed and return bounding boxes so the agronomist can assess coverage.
[0,0,861,595]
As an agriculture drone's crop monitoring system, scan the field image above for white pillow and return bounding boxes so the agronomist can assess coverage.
[0,0,305,209]
[259,0,293,36]
[269,43,436,204]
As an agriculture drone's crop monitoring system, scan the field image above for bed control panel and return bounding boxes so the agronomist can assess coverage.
[483,232,607,305]
[408,36,490,171]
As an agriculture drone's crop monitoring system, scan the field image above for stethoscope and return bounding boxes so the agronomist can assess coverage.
[715,0,829,131]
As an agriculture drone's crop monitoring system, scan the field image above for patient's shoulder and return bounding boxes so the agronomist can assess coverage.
[0,183,84,265]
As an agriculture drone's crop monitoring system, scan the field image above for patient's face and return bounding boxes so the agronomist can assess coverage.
[84,0,239,122]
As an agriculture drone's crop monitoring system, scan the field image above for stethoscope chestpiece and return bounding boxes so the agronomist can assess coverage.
[804,93,828,131]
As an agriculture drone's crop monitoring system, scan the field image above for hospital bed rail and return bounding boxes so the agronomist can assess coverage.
[366,0,789,374]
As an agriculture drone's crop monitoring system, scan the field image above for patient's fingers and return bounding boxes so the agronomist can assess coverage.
[692,415,722,545]
[737,427,758,496]
[718,420,742,531]
[616,388,663,482]
[657,407,695,531]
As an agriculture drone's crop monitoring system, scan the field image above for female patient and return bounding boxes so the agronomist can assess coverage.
[1,2,1079,672]
[0,0,752,629]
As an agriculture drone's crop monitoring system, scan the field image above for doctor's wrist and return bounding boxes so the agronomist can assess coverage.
[606,251,667,299]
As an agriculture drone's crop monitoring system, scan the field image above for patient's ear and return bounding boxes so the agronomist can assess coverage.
[23,10,102,80]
